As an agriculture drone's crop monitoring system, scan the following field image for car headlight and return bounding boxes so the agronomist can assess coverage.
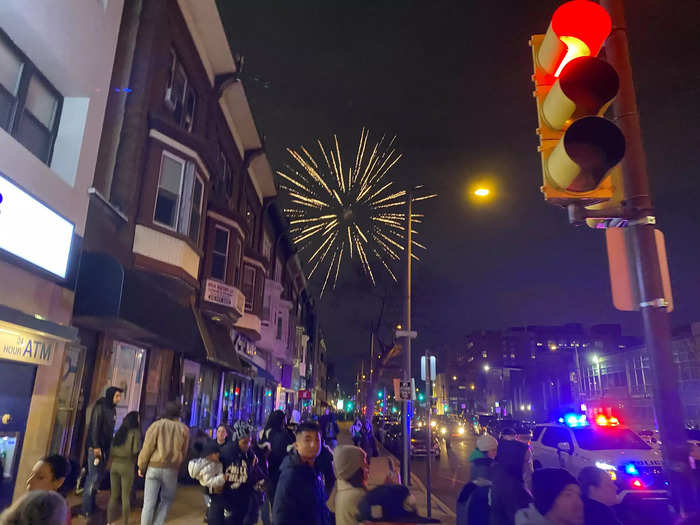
[430,420,437,428]
[458,426,465,435]
[440,427,447,435]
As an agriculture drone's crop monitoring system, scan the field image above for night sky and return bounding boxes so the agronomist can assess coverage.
[220,1,700,388]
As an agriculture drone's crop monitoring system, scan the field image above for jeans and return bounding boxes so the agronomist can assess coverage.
[82,449,106,515]
[140,467,178,525]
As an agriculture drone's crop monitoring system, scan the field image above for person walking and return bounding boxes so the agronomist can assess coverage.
[576,467,622,525]
[272,421,329,525]
[107,411,141,525]
[220,420,264,525]
[261,410,295,505]
[320,408,339,450]
[328,445,368,525]
[350,418,363,447]
[457,434,499,525]
[82,386,123,518]
[188,439,226,525]
[489,439,533,525]
[514,468,583,525]
[0,490,68,525]
[359,417,376,462]
[137,401,189,525]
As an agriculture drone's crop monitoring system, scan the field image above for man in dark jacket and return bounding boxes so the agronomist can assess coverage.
[489,439,532,525]
[262,410,296,504]
[272,421,329,525]
[577,466,622,525]
[82,386,123,517]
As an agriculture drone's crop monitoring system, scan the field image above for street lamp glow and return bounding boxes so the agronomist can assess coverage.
[452,375,457,381]
[474,188,490,197]
[592,354,599,364]
[483,364,490,372]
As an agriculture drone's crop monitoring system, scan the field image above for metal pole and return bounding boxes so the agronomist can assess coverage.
[425,349,432,518]
[401,193,413,486]
[600,0,695,512]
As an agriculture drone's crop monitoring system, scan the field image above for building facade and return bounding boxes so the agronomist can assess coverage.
[0,0,124,506]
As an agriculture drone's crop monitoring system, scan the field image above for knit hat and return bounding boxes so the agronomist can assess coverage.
[333,445,366,481]
[231,420,254,442]
[532,468,579,515]
[476,434,498,453]
[201,439,220,457]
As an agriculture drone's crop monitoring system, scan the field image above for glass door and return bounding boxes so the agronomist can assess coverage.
[108,342,147,429]
[48,345,86,456]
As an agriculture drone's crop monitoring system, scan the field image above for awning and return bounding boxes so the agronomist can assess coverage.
[193,309,245,373]
[0,304,77,342]
[253,363,277,384]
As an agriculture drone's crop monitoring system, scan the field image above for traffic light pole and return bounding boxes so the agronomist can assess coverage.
[600,0,696,512]
[401,193,413,486]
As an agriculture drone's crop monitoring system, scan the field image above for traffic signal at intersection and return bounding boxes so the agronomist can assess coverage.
[530,0,625,208]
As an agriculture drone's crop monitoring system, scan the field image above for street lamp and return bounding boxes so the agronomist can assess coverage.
[483,364,490,372]
[474,188,490,197]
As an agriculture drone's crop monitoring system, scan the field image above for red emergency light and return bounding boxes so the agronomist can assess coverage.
[537,1,612,78]
[595,414,620,427]
[632,479,644,489]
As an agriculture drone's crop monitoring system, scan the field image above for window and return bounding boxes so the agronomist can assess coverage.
[245,201,257,246]
[243,266,256,311]
[542,427,572,449]
[154,151,204,243]
[233,239,242,285]
[219,149,234,199]
[165,49,196,132]
[211,227,229,281]
[572,428,650,451]
[262,293,271,323]
[276,315,283,340]
[262,231,272,260]
[531,426,545,442]
[0,30,61,163]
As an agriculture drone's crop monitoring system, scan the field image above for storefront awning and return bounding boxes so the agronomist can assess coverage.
[253,363,277,384]
[193,309,246,374]
[0,304,77,342]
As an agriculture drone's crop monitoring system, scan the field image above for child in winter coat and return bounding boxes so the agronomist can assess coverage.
[188,439,226,524]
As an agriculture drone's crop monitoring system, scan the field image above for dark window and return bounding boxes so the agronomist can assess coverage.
[542,427,572,449]
[531,426,545,441]
[211,227,229,281]
[165,49,196,132]
[233,239,242,286]
[0,30,62,164]
[243,266,255,311]
[276,315,283,340]
[219,150,234,199]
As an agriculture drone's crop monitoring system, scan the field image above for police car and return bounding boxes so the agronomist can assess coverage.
[530,413,668,503]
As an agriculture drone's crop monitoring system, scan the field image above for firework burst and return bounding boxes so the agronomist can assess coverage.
[278,128,435,296]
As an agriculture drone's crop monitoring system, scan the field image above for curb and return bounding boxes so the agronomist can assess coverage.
[378,442,457,519]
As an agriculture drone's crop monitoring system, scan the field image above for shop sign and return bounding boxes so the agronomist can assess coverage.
[298,389,312,400]
[0,172,74,279]
[0,328,56,366]
[203,279,245,313]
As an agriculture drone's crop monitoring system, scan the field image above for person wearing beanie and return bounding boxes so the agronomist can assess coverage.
[469,434,499,462]
[82,386,123,517]
[515,468,583,525]
[489,439,533,525]
[328,446,368,525]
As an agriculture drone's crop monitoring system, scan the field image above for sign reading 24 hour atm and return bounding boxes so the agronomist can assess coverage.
[0,328,56,366]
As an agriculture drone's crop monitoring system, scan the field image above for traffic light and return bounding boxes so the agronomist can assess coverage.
[417,392,425,403]
[377,390,384,399]
[530,1,625,208]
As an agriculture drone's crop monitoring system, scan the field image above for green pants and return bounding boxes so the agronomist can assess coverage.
[108,460,136,525]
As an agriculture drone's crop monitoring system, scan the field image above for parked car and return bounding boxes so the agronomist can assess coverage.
[410,428,441,458]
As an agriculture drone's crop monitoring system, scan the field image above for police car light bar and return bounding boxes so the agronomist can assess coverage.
[559,413,589,427]
[595,414,620,427]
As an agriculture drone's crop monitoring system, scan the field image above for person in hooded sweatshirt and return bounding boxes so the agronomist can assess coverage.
[576,467,622,525]
[489,438,533,525]
[82,386,123,518]
[272,421,329,525]
[261,410,296,505]
[515,468,583,525]
[457,434,499,525]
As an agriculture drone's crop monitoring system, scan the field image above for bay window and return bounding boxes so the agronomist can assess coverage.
[154,150,204,244]
[243,266,256,312]
[211,226,229,281]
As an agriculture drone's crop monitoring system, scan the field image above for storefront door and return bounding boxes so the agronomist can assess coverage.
[182,360,201,427]
[108,341,146,429]
[48,345,86,457]
[0,361,37,510]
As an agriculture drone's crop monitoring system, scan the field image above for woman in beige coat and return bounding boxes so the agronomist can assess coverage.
[328,446,368,525]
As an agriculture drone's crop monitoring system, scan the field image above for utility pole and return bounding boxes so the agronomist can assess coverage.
[401,192,413,486]
[600,0,696,512]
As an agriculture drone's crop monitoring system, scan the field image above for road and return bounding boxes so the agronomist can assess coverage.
[408,432,477,511]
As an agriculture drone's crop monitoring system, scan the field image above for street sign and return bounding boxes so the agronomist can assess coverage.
[420,355,436,382]
[606,228,673,312]
[394,378,415,401]
[395,330,418,339]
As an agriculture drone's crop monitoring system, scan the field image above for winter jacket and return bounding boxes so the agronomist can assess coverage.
[137,417,189,472]
[489,441,532,525]
[272,452,330,525]
[219,441,265,524]
[110,428,141,464]
[514,504,553,525]
[86,387,120,453]
[315,443,336,500]
[582,497,622,525]
[328,479,366,525]
[469,448,486,462]
[456,478,491,525]
[188,457,226,492]
[263,427,295,500]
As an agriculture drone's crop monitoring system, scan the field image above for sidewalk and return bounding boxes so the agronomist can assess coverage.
[337,422,456,524]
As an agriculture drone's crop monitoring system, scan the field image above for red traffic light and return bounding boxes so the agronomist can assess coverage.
[537,1,612,78]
